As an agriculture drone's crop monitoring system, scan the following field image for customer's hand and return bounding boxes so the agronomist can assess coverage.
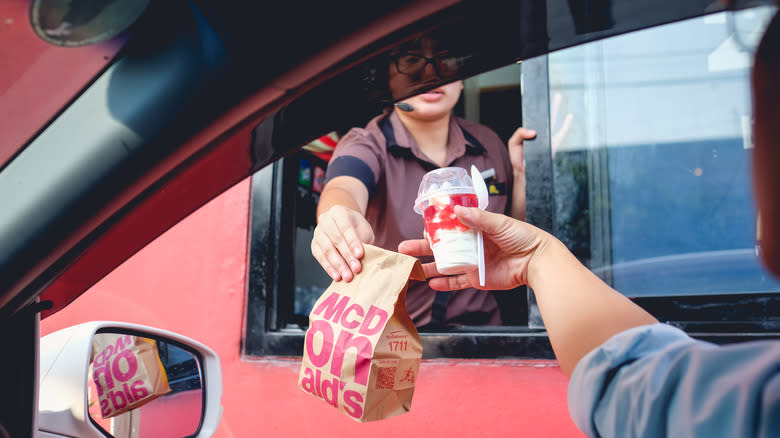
[398,206,550,291]
[311,205,375,282]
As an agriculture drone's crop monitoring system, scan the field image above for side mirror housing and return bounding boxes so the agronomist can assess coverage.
[38,321,222,437]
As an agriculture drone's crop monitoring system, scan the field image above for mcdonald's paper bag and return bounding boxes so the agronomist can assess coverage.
[89,334,172,419]
[298,244,426,422]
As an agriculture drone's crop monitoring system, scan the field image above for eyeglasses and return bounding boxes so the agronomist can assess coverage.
[393,52,459,76]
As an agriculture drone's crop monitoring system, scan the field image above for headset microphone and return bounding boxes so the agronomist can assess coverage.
[394,102,415,112]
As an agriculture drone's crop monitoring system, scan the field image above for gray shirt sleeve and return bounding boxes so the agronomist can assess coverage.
[568,323,780,438]
[324,128,383,194]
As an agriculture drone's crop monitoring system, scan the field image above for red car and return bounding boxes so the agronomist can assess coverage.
[1,0,778,437]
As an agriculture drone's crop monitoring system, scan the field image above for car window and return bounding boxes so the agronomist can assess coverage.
[241,6,779,358]
[30,4,779,438]
[39,4,778,360]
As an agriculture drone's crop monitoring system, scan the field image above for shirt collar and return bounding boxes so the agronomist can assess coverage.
[382,111,485,164]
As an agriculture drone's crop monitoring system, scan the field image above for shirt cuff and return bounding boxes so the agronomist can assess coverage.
[324,156,376,194]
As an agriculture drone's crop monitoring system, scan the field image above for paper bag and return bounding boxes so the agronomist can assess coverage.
[298,244,426,422]
[89,334,172,419]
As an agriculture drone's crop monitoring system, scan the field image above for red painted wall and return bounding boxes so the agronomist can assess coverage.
[40,179,585,438]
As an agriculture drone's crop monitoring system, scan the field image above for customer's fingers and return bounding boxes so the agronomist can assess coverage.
[398,239,433,257]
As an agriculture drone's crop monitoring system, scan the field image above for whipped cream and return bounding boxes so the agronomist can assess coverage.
[430,228,478,274]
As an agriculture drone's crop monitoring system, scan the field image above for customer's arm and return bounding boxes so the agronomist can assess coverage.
[399,206,656,376]
[522,230,657,376]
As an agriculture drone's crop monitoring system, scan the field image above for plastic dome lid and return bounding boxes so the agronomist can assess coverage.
[414,167,476,214]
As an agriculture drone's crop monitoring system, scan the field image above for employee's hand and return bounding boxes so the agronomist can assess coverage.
[311,205,375,282]
[398,206,550,291]
[507,127,536,175]
[507,127,536,221]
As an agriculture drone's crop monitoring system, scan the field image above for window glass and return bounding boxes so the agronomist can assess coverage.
[546,7,779,297]
[292,149,332,319]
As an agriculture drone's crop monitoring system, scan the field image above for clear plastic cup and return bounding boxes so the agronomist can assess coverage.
[413,167,480,274]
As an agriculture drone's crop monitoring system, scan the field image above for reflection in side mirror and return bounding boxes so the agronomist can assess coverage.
[39,321,221,438]
[88,332,203,438]
[30,0,151,47]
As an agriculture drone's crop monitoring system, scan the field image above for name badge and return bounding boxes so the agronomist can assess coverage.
[486,178,506,196]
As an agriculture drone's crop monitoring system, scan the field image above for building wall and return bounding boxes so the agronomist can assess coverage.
[40,178,584,438]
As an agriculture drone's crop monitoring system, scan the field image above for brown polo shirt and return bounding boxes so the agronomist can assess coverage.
[324,110,514,328]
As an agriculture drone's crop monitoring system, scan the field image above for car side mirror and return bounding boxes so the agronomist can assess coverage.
[39,322,222,437]
[30,0,151,47]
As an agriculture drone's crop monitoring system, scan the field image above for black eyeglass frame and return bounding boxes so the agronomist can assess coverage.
[393,52,458,76]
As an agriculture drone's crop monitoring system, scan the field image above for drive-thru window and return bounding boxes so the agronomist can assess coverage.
[243,6,780,358]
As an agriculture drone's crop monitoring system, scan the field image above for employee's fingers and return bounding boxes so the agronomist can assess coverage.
[355,218,375,245]
[311,239,344,281]
[398,239,433,257]
[508,127,537,147]
[332,226,364,276]
[342,215,374,257]
[327,206,373,258]
[324,213,368,276]
[507,127,533,172]
[312,219,357,281]
[323,232,358,282]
